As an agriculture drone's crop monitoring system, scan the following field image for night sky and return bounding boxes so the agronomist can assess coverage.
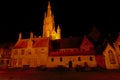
[0,0,120,43]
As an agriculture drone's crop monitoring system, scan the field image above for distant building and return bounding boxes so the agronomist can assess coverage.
[11,32,50,67]
[11,32,97,68]
[10,1,61,68]
[9,1,120,70]
[0,48,11,69]
[103,43,119,69]
[114,32,120,68]
[48,36,96,68]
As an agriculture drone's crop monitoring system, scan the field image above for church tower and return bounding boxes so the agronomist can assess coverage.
[42,1,61,40]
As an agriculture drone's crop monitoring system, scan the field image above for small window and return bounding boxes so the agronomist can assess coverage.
[28,51,31,55]
[78,57,81,61]
[51,58,54,62]
[60,57,63,62]
[41,48,44,50]
[21,50,24,55]
[90,57,93,61]
[14,50,18,55]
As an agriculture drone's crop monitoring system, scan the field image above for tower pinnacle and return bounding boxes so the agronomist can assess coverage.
[42,1,61,40]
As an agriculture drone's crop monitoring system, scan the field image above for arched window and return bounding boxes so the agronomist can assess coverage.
[108,50,116,64]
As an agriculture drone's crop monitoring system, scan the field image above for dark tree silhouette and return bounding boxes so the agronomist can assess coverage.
[88,26,100,43]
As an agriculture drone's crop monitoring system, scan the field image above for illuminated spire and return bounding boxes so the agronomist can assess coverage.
[57,25,61,39]
[57,25,61,32]
[47,1,51,9]
[42,1,61,40]
[47,1,52,16]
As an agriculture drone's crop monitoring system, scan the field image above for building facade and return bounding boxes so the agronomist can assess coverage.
[10,1,120,70]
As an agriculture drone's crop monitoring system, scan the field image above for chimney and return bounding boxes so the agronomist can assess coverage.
[34,35,37,38]
[30,32,33,39]
[18,32,22,41]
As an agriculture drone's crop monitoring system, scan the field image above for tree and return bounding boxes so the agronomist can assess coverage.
[88,26,100,43]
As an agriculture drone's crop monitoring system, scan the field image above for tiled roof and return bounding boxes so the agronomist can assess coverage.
[13,39,29,49]
[51,37,82,50]
[33,37,49,47]
[49,50,95,56]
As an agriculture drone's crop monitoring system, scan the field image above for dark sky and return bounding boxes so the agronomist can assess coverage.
[0,0,120,43]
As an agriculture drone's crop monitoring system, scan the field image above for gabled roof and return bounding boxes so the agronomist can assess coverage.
[49,50,95,56]
[51,37,83,50]
[32,37,49,47]
[114,33,120,44]
[104,43,115,52]
[96,39,115,54]
[13,39,29,49]
[80,35,94,48]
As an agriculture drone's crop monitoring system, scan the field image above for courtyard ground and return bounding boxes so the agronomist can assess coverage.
[0,70,120,80]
